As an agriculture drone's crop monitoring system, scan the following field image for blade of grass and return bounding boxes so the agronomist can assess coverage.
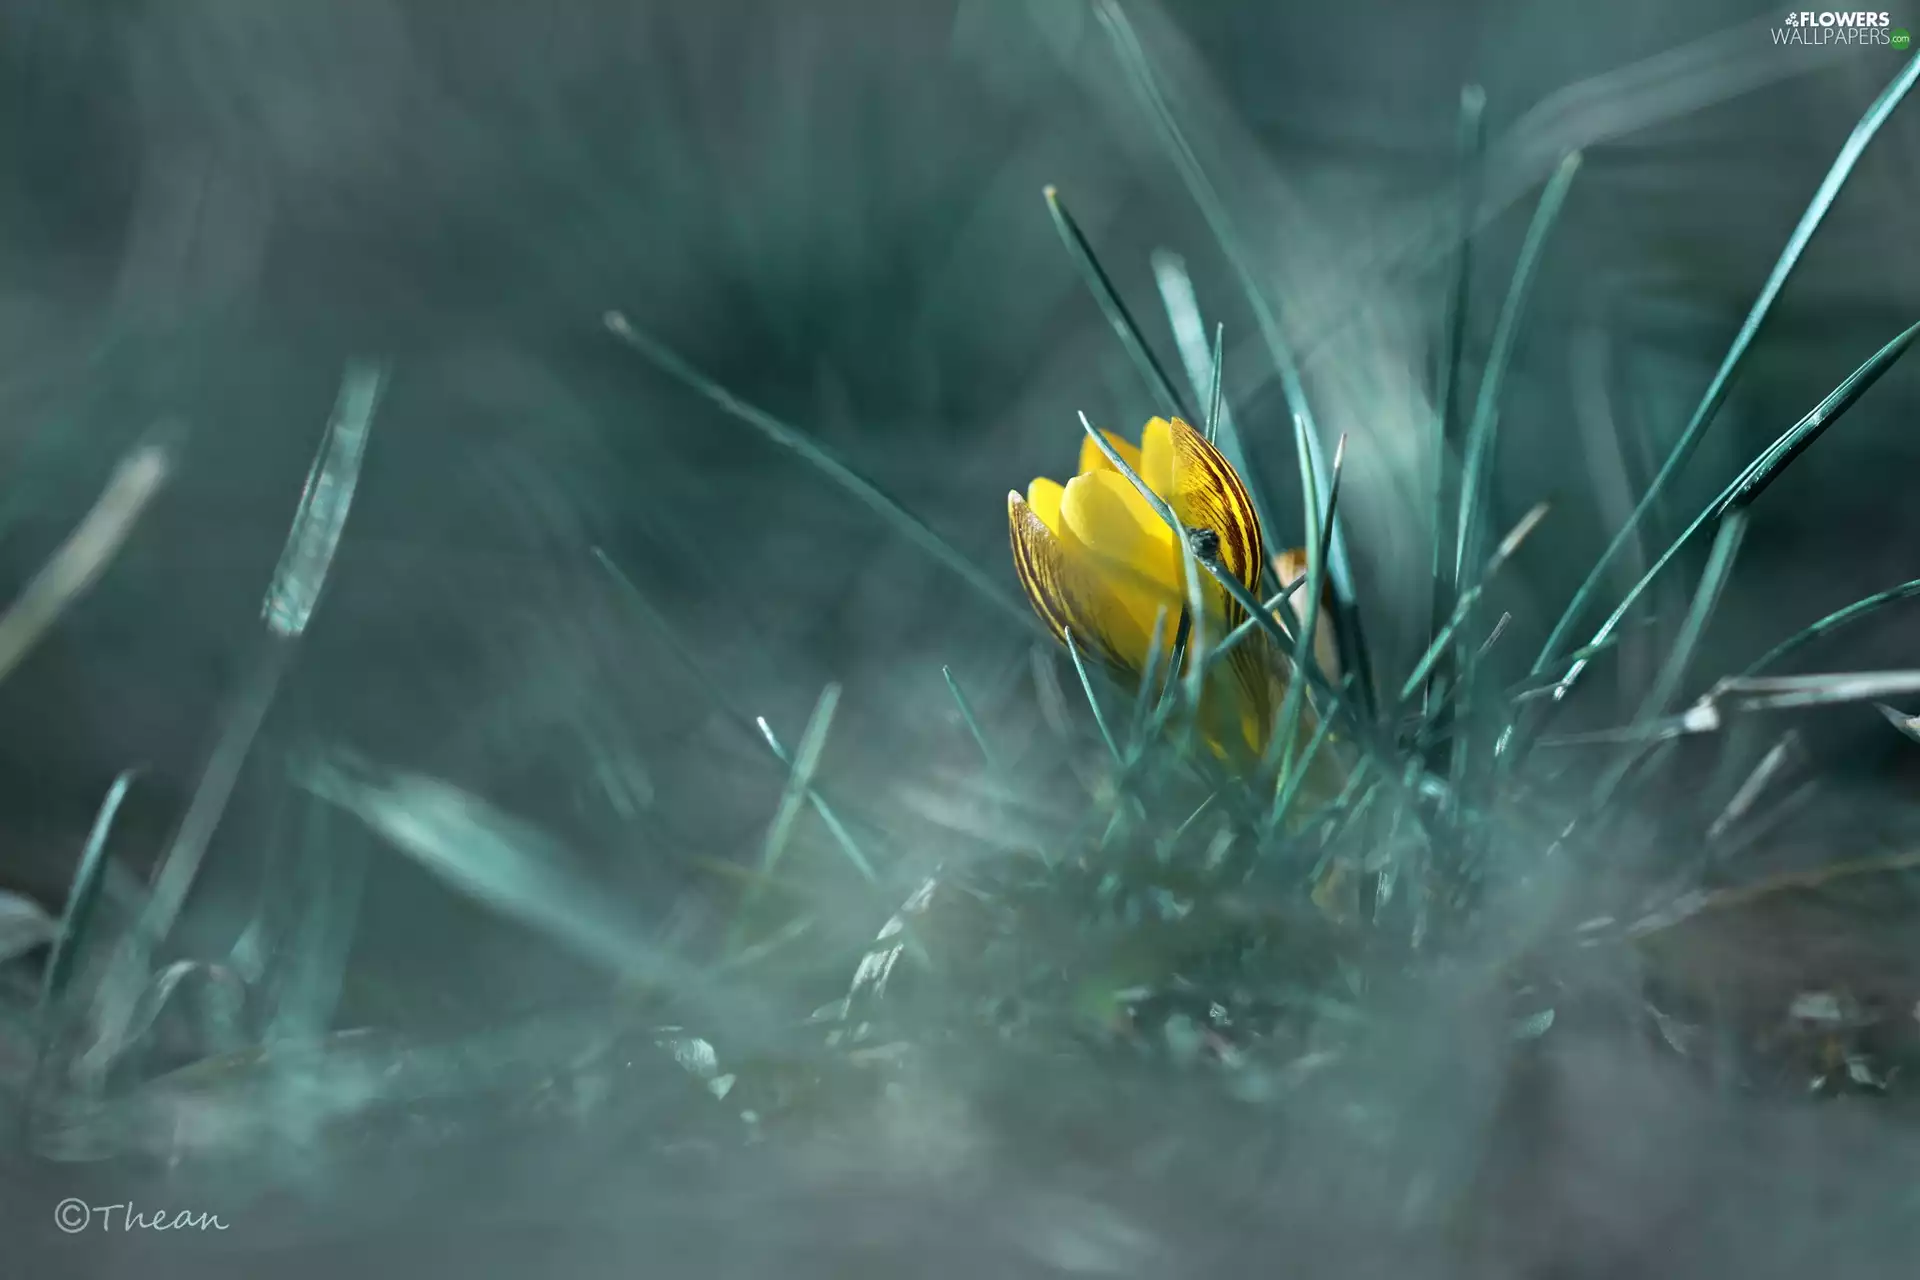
[79,365,380,1082]
[1094,0,1374,708]
[1448,145,1584,817]
[1046,187,1193,420]
[942,665,998,771]
[1740,576,1920,678]
[596,545,877,880]
[1273,431,1346,788]
[756,683,843,884]
[1534,54,1920,683]
[1265,680,1344,841]
[1706,729,1804,845]
[37,770,136,1021]
[1453,152,1581,586]
[264,797,368,1043]
[1542,667,1920,748]
[1205,573,1306,678]
[1634,507,1750,728]
[1429,84,1487,655]
[1401,501,1550,704]
[1206,323,1226,445]
[1149,252,1232,447]
[755,702,876,884]
[1711,670,1920,714]
[1126,606,1171,753]
[1529,317,1920,713]
[294,749,788,1045]
[1065,629,1123,764]
[1556,508,1752,832]
[0,439,170,687]
[29,770,138,1117]
[604,313,1031,628]
[262,361,384,638]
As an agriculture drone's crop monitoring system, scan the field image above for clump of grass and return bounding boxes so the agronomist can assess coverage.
[8,20,1920,1271]
[590,25,1920,1144]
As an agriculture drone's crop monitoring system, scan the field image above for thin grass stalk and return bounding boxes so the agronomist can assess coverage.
[1048,186,1193,420]
[1532,54,1920,683]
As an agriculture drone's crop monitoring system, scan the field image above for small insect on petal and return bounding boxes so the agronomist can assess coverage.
[1168,417,1263,597]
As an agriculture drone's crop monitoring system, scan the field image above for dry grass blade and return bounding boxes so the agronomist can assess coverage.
[0,441,169,686]
[1706,730,1806,845]
[1400,501,1550,704]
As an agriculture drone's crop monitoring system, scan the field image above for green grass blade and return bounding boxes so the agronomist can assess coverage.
[1207,573,1305,677]
[1533,53,1920,677]
[263,798,368,1043]
[1149,250,1225,439]
[1206,323,1226,445]
[598,547,876,882]
[1272,432,1345,786]
[756,683,844,883]
[754,711,877,885]
[263,361,385,638]
[1717,317,1920,512]
[1429,84,1487,640]
[1266,680,1342,840]
[1400,501,1549,704]
[942,665,999,771]
[36,770,136,1027]
[1741,577,1920,678]
[1445,146,1577,804]
[1126,606,1172,753]
[1636,507,1750,726]
[1092,0,1370,685]
[1453,152,1581,586]
[605,313,1031,628]
[1531,316,1920,712]
[1046,187,1192,420]
[1065,629,1124,764]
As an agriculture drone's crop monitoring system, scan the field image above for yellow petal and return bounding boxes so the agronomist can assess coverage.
[1076,430,1143,479]
[1027,477,1065,535]
[1057,470,1181,667]
[1007,489,1127,671]
[1272,547,1342,683]
[1139,416,1176,500]
[1168,417,1263,596]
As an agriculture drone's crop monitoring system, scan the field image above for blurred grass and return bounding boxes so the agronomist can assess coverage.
[5,5,1920,1275]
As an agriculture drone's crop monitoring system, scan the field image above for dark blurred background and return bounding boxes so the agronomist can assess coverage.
[4,0,1920,1273]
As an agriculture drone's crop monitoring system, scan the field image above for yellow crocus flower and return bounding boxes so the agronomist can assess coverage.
[1008,415,1311,762]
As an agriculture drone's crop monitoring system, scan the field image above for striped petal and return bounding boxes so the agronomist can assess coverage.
[1168,417,1263,596]
[1027,476,1065,535]
[1160,417,1271,752]
[1007,489,1127,671]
